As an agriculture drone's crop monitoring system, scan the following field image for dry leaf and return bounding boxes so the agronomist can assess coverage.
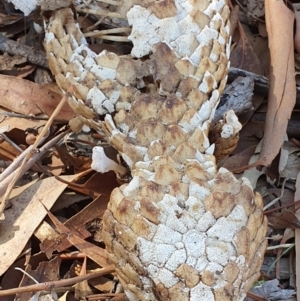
[88,274,114,293]
[65,194,109,224]
[0,257,26,300]
[234,121,264,154]
[231,34,264,75]
[0,139,22,161]
[267,210,300,229]
[0,12,23,26]
[248,35,270,75]
[46,209,111,268]
[57,171,120,197]
[0,53,26,70]
[0,175,76,276]
[34,221,60,243]
[47,153,64,176]
[259,0,296,167]
[14,65,37,78]
[40,227,90,259]
[16,256,61,301]
[51,192,89,212]
[221,145,256,171]
[0,108,45,130]
[74,257,93,300]
[0,75,75,120]
[40,195,109,257]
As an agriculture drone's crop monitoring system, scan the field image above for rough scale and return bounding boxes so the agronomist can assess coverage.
[43,1,268,300]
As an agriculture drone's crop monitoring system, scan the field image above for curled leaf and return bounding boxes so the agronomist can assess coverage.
[259,0,296,167]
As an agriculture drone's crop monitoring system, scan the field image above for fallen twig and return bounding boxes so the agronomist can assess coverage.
[0,266,115,297]
[87,293,125,300]
[0,129,69,209]
[0,132,49,175]
[0,87,75,215]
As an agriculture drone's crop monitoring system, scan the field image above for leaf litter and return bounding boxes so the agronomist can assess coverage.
[0,0,299,300]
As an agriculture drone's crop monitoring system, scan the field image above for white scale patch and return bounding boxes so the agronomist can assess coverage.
[185,196,205,220]
[147,265,179,288]
[45,31,55,43]
[201,160,216,171]
[179,212,197,230]
[191,282,215,301]
[157,194,194,233]
[127,7,157,58]
[174,0,193,21]
[195,256,209,272]
[204,0,226,17]
[189,42,207,66]
[221,124,234,138]
[157,194,183,214]
[120,153,134,169]
[189,182,211,200]
[82,56,95,70]
[196,211,216,232]
[218,33,226,46]
[207,205,248,241]
[182,229,206,258]
[195,151,205,163]
[165,214,188,234]
[165,249,187,270]
[170,33,198,57]
[179,110,202,133]
[70,52,84,65]
[124,291,140,301]
[136,169,155,182]
[186,256,197,267]
[196,26,218,45]
[127,0,207,65]
[152,224,182,245]
[90,64,116,81]
[123,176,140,196]
[108,90,120,104]
[206,246,231,266]
[86,87,107,115]
[137,238,176,268]
[199,71,217,93]
[205,261,224,274]
[196,90,220,127]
